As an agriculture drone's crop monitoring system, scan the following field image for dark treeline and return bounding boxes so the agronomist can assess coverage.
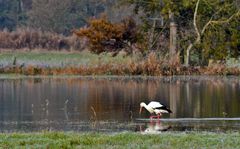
[0,0,133,34]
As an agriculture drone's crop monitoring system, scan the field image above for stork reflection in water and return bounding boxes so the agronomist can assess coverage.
[139,121,171,134]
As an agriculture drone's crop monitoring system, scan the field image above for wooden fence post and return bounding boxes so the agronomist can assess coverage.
[170,22,177,56]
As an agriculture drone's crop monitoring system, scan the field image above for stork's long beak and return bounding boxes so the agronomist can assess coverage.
[139,107,142,115]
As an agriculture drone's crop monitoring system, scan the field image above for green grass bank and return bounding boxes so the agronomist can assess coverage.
[0,132,240,148]
[0,51,134,67]
[0,51,240,76]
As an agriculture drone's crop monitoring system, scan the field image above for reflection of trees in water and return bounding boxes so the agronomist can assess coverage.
[169,80,180,118]
[0,77,240,124]
[171,78,240,118]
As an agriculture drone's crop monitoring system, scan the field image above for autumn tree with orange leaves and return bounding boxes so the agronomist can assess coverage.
[74,17,139,54]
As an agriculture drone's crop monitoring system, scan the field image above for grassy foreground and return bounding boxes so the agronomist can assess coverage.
[0,132,240,148]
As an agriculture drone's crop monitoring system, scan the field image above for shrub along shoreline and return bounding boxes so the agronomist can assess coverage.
[0,51,240,76]
[0,28,84,51]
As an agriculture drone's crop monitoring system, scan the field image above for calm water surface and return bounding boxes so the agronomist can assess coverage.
[0,76,240,133]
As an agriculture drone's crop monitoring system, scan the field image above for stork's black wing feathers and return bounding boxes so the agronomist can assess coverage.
[155,105,172,113]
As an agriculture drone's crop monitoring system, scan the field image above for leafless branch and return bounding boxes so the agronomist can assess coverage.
[193,0,201,43]
[210,10,240,24]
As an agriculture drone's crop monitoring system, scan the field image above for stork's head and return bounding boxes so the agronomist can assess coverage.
[140,102,145,107]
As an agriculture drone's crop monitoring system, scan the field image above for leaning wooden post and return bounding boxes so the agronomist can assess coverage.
[170,22,177,57]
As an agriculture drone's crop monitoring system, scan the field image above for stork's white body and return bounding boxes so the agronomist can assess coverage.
[139,101,172,118]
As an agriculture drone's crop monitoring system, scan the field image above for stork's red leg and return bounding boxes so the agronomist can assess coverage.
[150,115,153,120]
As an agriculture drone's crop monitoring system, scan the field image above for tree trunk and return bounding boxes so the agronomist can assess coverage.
[18,0,23,12]
[184,43,193,66]
[149,19,156,50]
[184,0,200,66]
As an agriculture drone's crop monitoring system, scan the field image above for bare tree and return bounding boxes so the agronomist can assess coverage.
[28,0,72,34]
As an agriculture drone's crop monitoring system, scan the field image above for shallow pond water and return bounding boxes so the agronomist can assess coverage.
[0,76,240,133]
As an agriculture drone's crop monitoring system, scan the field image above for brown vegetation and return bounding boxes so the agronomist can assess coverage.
[1,62,240,76]
[202,64,240,75]
[0,28,84,51]
[74,17,140,54]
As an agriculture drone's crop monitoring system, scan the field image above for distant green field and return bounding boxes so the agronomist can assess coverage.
[0,51,135,67]
[1,51,239,76]
[0,132,239,148]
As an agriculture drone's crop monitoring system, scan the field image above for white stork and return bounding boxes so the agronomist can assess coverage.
[139,101,172,119]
